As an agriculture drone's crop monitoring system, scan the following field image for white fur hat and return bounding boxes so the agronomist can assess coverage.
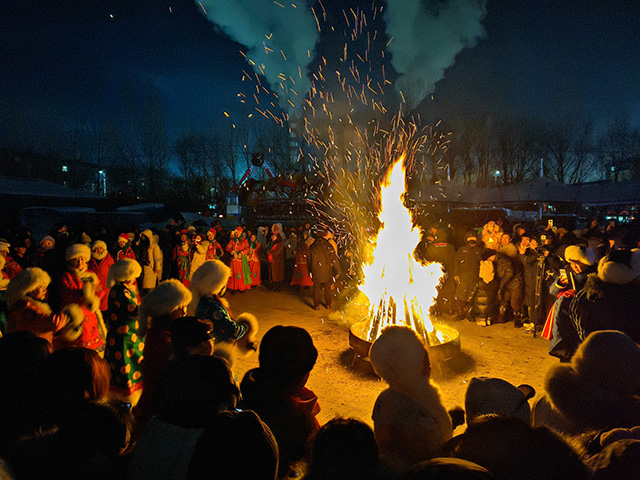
[65,243,91,262]
[369,325,427,387]
[597,249,640,284]
[545,330,640,430]
[189,260,231,297]
[91,239,107,251]
[6,267,51,308]
[0,242,10,254]
[139,279,192,321]
[565,245,597,266]
[106,259,142,288]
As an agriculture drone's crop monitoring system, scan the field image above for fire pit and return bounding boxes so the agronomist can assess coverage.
[349,319,460,374]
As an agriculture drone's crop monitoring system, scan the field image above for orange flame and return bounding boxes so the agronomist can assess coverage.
[359,157,445,345]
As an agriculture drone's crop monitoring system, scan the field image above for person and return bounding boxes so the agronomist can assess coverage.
[133,279,192,434]
[452,415,591,480]
[309,229,341,310]
[543,244,597,360]
[169,316,215,358]
[57,244,107,352]
[189,232,207,277]
[104,258,144,405]
[128,355,240,480]
[481,249,524,326]
[284,228,298,284]
[304,417,385,480]
[115,233,136,261]
[205,228,223,261]
[532,330,640,437]
[6,267,83,347]
[187,410,279,480]
[463,377,535,425]
[225,226,252,292]
[290,238,314,289]
[240,325,321,479]
[138,229,163,295]
[452,231,482,321]
[248,233,262,286]
[88,239,114,313]
[471,250,499,327]
[369,326,453,471]
[0,241,21,280]
[267,231,285,290]
[570,248,640,345]
[424,229,457,316]
[187,260,258,360]
[174,231,192,287]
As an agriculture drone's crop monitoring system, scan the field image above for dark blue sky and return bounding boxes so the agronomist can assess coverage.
[1,0,639,148]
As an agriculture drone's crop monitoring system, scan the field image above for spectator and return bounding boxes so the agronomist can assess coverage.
[267,231,285,291]
[128,355,239,480]
[452,231,482,322]
[189,233,207,278]
[169,316,215,358]
[464,377,535,425]
[240,325,321,479]
[369,326,453,471]
[471,250,499,327]
[115,233,136,261]
[188,410,279,480]
[137,229,163,295]
[424,229,456,316]
[309,229,341,310]
[291,239,314,289]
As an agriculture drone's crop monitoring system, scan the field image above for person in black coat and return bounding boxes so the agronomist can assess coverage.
[452,231,482,321]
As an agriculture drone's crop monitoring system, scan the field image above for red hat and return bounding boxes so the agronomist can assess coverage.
[181,229,188,234]
[118,233,129,242]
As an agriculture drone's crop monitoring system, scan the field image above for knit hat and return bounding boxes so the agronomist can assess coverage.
[565,245,597,266]
[106,258,142,288]
[544,330,640,430]
[259,325,318,386]
[6,267,51,308]
[65,244,91,262]
[139,279,192,322]
[465,377,535,424]
[597,249,640,284]
[369,326,428,387]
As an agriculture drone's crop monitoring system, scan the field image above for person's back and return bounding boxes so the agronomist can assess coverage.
[240,325,320,479]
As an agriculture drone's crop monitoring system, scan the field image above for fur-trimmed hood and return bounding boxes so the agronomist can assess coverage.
[544,330,640,430]
[6,267,51,308]
[65,243,91,262]
[597,249,640,285]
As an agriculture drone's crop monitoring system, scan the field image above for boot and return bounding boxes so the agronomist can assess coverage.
[513,311,523,328]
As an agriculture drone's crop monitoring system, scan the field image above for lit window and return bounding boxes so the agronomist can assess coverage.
[62,165,68,172]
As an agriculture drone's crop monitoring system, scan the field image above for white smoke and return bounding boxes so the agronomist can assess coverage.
[384,0,487,109]
[199,0,319,114]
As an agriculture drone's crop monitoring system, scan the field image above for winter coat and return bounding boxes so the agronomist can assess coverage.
[453,244,482,303]
[308,237,341,284]
[520,248,540,307]
[240,368,320,478]
[570,274,640,343]
[472,260,498,318]
[267,236,285,283]
[89,253,114,311]
[139,230,163,290]
[7,298,68,345]
[494,252,523,295]
[189,241,207,277]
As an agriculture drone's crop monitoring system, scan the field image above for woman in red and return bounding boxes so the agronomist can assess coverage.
[225,227,251,292]
[290,240,314,289]
[56,244,107,354]
[88,240,114,313]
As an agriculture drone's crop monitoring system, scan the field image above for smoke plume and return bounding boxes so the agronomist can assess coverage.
[384,0,487,109]
[199,0,319,114]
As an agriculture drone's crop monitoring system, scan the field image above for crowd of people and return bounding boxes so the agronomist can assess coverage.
[0,215,639,479]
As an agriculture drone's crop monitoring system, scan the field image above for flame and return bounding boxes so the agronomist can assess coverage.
[359,157,445,345]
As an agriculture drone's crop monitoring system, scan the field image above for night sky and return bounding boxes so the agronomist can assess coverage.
[1,0,639,149]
